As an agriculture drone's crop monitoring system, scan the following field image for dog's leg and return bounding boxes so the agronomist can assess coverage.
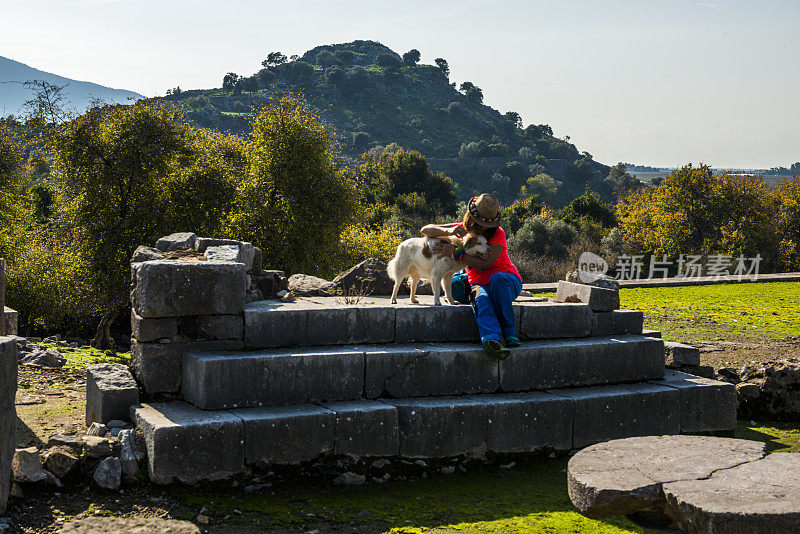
[443,273,457,305]
[409,275,420,304]
[431,266,445,306]
[390,277,402,304]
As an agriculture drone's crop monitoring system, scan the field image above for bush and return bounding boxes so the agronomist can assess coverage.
[225,96,358,276]
[507,215,577,259]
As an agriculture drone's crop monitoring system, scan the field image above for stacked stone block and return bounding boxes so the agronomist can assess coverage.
[125,236,738,485]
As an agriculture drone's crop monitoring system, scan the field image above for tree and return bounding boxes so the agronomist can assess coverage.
[287,61,315,83]
[460,81,483,103]
[523,173,562,202]
[776,175,800,270]
[23,80,70,124]
[257,68,276,88]
[316,50,338,67]
[434,58,450,78]
[262,52,288,68]
[222,72,239,92]
[402,49,421,65]
[559,187,616,228]
[226,97,358,276]
[605,163,641,197]
[377,53,402,70]
[617,164,779,263]
[52,102,243,348]
[335,50,355,65]
[504,111,522,128]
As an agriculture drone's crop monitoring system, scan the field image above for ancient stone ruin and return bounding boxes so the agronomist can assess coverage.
[109,232,738,485]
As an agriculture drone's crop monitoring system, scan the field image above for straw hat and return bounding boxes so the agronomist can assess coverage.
[468,194,501,228]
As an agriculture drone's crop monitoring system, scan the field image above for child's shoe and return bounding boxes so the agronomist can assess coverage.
[483,339,510,360]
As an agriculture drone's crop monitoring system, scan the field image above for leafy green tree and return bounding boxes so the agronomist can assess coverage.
[434,58,450,77]
[501,196,543,234]
[523,173,562,202]
[334,50,355,65]
[263,51,287,68]
[604,162,641,196]
[316,50,338,67]
[559,187,616,228]
[222,72,239,93]
[226,97,358,276]
[377,53,402,70]
[402,49,421,65]
[257,68,276,88]
[52,102,242,347]
[508,215,577,258]
[504,111,522,128]
[287,61,315,83]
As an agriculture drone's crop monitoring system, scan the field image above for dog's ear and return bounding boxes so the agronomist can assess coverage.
[464,235,477,249]
[422,242,433,258]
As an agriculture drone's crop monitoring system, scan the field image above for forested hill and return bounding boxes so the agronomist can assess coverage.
[158,40,627,204]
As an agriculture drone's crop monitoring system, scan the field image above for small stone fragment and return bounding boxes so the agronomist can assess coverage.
[43,447,79,480]
[333,472,366,485]
[86,422,107,437]
[83,436,113,459]
[93,457,122,490]
[11,447,60,486]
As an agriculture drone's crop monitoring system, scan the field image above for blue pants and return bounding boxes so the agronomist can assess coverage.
[470,272,522,344]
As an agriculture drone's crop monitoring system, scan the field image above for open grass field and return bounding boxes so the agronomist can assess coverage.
[619,281,800,343]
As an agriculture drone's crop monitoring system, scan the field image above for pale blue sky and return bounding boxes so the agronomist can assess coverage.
[2,0,799,168]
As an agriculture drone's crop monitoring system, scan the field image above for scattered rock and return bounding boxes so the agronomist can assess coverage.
[717,367,741,384]
[664,342,701,367]
[565,269,620,290]
[131,246,164,263]
[333,472,366,485]
[738,360,800,420]
[288,274,335,297]
[59,517,201,534]
[555,280,619,311]
[155,232,197,252]
[371,459,390,469]
[118,429,141,476]
[18,345,65,368]
[43,447,79,480]
[12,447,61,486]
[735,382,760,399]
[204,245,241,263]
[83,436,113,459]
[86,422,107,437]
[93,457,122,490]
[333,258,395,295]
[47,434,83,450]
[106,420,127,429]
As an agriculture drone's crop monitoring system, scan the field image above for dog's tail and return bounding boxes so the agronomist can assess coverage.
[387,250,405,282]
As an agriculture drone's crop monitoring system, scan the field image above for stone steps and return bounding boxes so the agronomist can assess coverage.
[131,371,736,484]
[182,335,665,410]
[243,296,644,348]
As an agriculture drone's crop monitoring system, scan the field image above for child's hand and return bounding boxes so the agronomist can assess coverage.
[448,226,466,237]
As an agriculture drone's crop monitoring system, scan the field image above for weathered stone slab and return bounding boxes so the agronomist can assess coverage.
[663,453,800,534]
[178,315,244,341]
[130,245,164,263]
[3,307,17,337]
[131,313,178,343]
[551,382,680,448]
[364,343,498,398]
[86,363,139,425]
[663,341,700,366]
[0,258,5,335]
[131,402,243,484]
[500,335,664,392]
[1,337,17,515]
[232,404,335,465]
[204,244,240,263]
[483,392,573,453]
[322,400,400,457]
[132,340,244,394]
[386,397,489,458]
[395,304,478,342]
[132,260,247,319]
[195,237,242,252]
[612,310,643,334]
[183,346,364,409]
[155,232,197,252]
[642,329,661,338]
[651,370,737,432]
[59,517,201,534]
[245,300,395,347]
[517,301,592,339]
[556,280,619,312]
[567,435,767,519]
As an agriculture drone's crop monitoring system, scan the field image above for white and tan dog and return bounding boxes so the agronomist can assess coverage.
[388,234,490,305]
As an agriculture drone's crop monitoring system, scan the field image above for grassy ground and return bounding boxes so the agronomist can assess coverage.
[618,281,800,343]
[8,282,800,533]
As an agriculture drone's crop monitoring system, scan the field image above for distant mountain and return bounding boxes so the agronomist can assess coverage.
[0,56,142,117]
[157,40,617,204]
